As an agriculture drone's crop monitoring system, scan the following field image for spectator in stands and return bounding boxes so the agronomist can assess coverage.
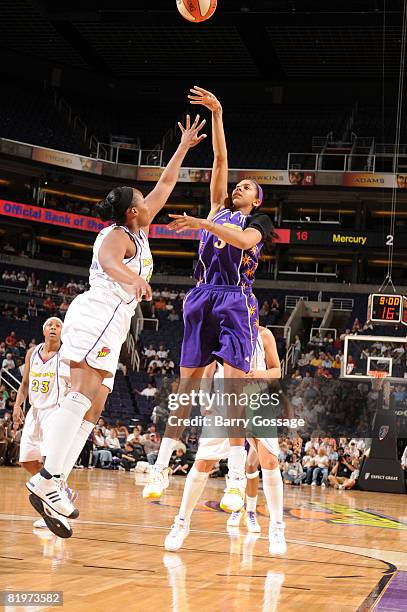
[0,392,6,417]
[311,447,329,487]
[1,303,12,318]
[6,421,21,465]
[144,432,161,464]
[28,338,37,349]
[5,390,16,413]
[282,453,306,485]
[270,298,280,314]
[142,344,156,368]
[2,270,10,283]
[27,298,37,318]
[118,443,139,471]
[302,447,316,483]
[293,335,302,367]
[91,427,113,468]
[96,417,109,436]
[328,448,356,489]
[115,421,129,446]
[2,353,15,372]
[291,369,302,380]
[17,270,27,284]
[310,331,323,348]
[105,428,122,458]
[326,444,338,467]
[157,344,169,360]
[161,287,170,299]
[170,448,190,475]
[340,328,351,342]
[0,418,11,465]
[310,354,323,368]
[352,318,361,333]
[43,295,56,314]
[58,297,69,317]
[45,280,54,295]
[66,279,78,295]
[136,383,157,399]
[259,301,270,317]
[154,296,167,311]
[321,353,333,369]
[168,310,180,322]
[162,359,175,377]
[5,331,17,349]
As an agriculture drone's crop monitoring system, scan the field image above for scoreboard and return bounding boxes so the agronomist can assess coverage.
[287,229,392,248]
[367,294,407,325]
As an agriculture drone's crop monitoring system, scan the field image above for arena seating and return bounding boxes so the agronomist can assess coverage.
[0,83,88,155]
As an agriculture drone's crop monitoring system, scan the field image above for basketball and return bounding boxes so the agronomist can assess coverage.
[176,0,217,23]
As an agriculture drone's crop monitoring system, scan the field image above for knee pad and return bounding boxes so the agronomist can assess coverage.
[246,469,260,480]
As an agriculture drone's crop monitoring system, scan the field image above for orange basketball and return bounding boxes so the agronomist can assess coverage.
[176,0,217,23]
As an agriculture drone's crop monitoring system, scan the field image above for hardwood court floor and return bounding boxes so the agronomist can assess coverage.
[1,468,407,612]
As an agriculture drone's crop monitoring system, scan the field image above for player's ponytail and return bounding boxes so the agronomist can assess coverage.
[95,186,134,223]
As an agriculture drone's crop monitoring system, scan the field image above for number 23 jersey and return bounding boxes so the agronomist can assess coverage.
[28,344,66,411]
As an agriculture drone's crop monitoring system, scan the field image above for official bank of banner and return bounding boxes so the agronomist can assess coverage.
[0,199,292,242]
[32,147,103,175]
[0,200,109,232]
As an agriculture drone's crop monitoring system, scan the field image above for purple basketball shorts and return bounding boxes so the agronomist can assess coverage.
[180,284,258,373]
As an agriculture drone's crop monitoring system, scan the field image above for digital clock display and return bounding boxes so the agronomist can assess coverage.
[368,294,402,323]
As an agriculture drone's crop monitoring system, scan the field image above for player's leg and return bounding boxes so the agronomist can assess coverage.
[21,460,43,476]
[143,364,207,500]
[256,440,286,556]
[26,361,106,520]
[145,287,219,500]
[60,382,111,479]
[243,443,261,533]
[165,458,215,552]
[219,360,248,513]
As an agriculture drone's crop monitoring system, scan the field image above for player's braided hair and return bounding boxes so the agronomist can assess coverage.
[95,186,135,223]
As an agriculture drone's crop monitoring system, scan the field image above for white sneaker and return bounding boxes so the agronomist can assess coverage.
[311,481,317,487]
[33,518,48,529]
[227,510,243,528]
[321,482,326,488]
[164,516,190,552]
[142,466,170,499]
[245,511,261,533]
[26,473,79,519]
[220,476,246,513]
[269,522,287,556]
[29,494,72,539]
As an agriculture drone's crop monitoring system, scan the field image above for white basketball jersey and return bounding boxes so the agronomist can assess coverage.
[89,224,153,304]
[251,333,266,371]
[28,344,64,411]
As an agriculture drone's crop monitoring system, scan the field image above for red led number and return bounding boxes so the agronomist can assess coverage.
[296,231,308,241]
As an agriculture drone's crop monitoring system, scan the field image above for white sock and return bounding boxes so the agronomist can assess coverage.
[155,437,176,468]
[246,495,257,513]
[62,420,95,478]
[262,468,284,526]
[228,446,247,479]
[178,465,209,522]
[43,392,92,477]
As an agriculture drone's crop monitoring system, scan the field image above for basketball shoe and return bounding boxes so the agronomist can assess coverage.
[245,511,261,533]
[220,476,246,513]
[164,516,190,552]
[269,521,287,556]
[142,465,171,499]
[226,510,243,527]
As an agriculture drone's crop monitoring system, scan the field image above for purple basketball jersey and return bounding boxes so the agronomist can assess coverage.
[194,209,264,293]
